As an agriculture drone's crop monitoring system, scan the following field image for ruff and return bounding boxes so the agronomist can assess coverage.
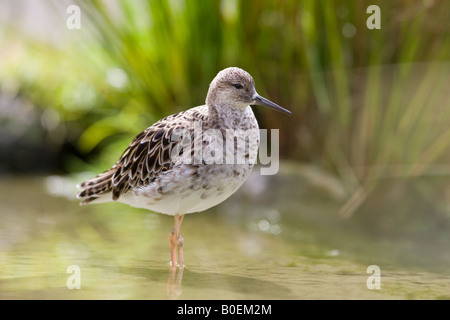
[77,67,291,268]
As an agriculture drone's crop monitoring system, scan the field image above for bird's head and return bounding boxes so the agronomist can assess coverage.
[206,67,291,115]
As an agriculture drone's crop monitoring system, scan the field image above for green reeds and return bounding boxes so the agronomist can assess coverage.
[1,0,449,216]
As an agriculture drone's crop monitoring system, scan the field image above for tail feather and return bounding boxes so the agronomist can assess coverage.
[76,169,116,205]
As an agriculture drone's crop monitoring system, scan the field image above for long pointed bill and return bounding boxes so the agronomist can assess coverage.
[253,94,292,115]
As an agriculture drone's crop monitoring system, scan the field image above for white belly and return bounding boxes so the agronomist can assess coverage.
[117,163,254,215]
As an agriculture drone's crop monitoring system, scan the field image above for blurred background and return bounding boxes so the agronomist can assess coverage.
[0,0,449,299]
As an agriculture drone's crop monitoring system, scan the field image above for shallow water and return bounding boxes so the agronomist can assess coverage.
[0,166,449,299]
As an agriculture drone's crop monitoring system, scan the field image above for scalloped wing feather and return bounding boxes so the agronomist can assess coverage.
[76,107,208,205]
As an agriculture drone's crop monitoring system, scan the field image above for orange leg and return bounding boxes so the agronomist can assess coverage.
[175,214,185,269]
[170,214,185,269]
[169,228,177,269]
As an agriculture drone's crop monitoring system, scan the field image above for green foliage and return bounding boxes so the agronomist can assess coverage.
[1,0,449,215]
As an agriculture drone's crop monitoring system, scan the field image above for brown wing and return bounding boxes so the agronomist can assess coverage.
[76,108,207,205]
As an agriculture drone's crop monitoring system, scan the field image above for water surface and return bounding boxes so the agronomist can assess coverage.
[0,167,449,299]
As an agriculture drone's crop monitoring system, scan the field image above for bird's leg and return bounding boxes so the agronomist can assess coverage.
[174,214,185,269]
[169,227,177,269]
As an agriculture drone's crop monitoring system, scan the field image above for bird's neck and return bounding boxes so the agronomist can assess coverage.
[207,104,257,131]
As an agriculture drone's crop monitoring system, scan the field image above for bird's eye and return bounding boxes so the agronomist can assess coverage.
[232,83,244,89]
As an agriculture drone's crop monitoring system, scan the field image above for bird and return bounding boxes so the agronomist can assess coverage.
[76,67,291,269]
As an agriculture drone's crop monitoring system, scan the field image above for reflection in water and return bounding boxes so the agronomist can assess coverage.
[167,267,184,299]
[117,265,295,299]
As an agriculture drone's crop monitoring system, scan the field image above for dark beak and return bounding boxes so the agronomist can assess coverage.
[253,94,292,115]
